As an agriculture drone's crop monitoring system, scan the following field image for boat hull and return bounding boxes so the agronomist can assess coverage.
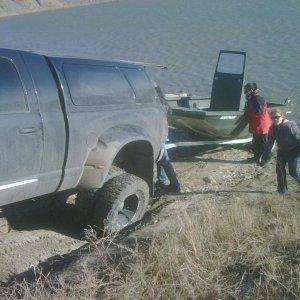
[168,102,292,141]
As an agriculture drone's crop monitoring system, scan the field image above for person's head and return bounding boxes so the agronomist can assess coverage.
[244,82,258,96]
[270,108,284,126]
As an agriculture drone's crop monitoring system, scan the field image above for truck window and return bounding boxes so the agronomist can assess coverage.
[63,64,134,106]
[0,57,27,113]
[120,68,156,103]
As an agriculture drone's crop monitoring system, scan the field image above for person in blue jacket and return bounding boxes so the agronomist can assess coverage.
[261,108,300,194]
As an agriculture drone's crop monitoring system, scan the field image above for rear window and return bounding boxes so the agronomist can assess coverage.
[63,64,134,106]
[0,57,27,113]
[120,68,156,103]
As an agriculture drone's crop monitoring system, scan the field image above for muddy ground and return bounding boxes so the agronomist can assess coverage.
[0,145,299,287]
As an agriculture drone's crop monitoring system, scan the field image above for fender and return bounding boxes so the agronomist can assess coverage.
[99,124,153,147]
[78,125,155,189]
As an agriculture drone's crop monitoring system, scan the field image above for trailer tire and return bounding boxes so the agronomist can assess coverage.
[92,173,149,234]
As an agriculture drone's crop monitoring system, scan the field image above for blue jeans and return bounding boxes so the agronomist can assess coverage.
[157,147,180,190]
[276,150,300,194]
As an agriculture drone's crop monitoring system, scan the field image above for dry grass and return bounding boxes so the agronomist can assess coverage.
[118,198,300,299]
[2,197,300,299]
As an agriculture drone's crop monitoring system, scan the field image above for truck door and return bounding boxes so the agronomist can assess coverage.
[210,50,246,111]
[0,50,43,206]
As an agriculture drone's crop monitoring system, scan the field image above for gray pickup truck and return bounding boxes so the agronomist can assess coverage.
[0,48,167,233]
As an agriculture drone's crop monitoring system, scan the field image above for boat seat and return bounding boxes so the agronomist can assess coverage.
[177,93,191,108]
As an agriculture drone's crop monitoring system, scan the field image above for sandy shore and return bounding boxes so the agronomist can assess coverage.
[0,0,118,18]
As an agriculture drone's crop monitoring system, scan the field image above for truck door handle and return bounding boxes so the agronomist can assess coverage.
[18,127,40,134]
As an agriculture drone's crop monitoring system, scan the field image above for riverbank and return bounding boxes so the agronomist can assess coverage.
[0,0,117,18]
[0,146,299,298]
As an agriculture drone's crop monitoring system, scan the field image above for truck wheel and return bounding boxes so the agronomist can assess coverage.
[92,173,149,234]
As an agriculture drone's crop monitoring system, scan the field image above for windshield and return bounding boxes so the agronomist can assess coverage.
[217,53,245,75]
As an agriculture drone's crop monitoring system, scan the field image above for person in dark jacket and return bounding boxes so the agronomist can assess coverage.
[244,83,272,163]
[261,108,300,194]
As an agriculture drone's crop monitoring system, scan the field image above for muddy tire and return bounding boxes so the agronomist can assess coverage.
[92,173,149,234]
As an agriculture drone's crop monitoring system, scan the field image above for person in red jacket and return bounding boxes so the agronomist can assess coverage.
[244,82,272,163]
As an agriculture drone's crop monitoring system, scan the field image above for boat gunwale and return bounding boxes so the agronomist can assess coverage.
[169,101,289,118]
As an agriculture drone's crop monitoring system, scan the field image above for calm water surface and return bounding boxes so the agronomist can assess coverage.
[1,0,299,116]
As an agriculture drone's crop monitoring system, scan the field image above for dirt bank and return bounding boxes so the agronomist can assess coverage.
[0,0,118,18]
[0,145,298,290]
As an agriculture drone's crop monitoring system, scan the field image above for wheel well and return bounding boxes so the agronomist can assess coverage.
[112,141,154,195]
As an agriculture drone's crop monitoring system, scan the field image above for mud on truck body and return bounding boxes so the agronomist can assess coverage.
[0,48,167,233]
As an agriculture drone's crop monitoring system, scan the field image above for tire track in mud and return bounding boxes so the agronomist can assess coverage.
[0,230,85,283]
[0,197,88,284]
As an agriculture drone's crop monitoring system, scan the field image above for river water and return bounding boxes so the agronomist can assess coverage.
[1,0,299,117]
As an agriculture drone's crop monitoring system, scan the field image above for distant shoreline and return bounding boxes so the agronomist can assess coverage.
[0,0,119,19]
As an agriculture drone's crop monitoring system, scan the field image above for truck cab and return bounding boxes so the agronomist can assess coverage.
[0,48,166,233]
